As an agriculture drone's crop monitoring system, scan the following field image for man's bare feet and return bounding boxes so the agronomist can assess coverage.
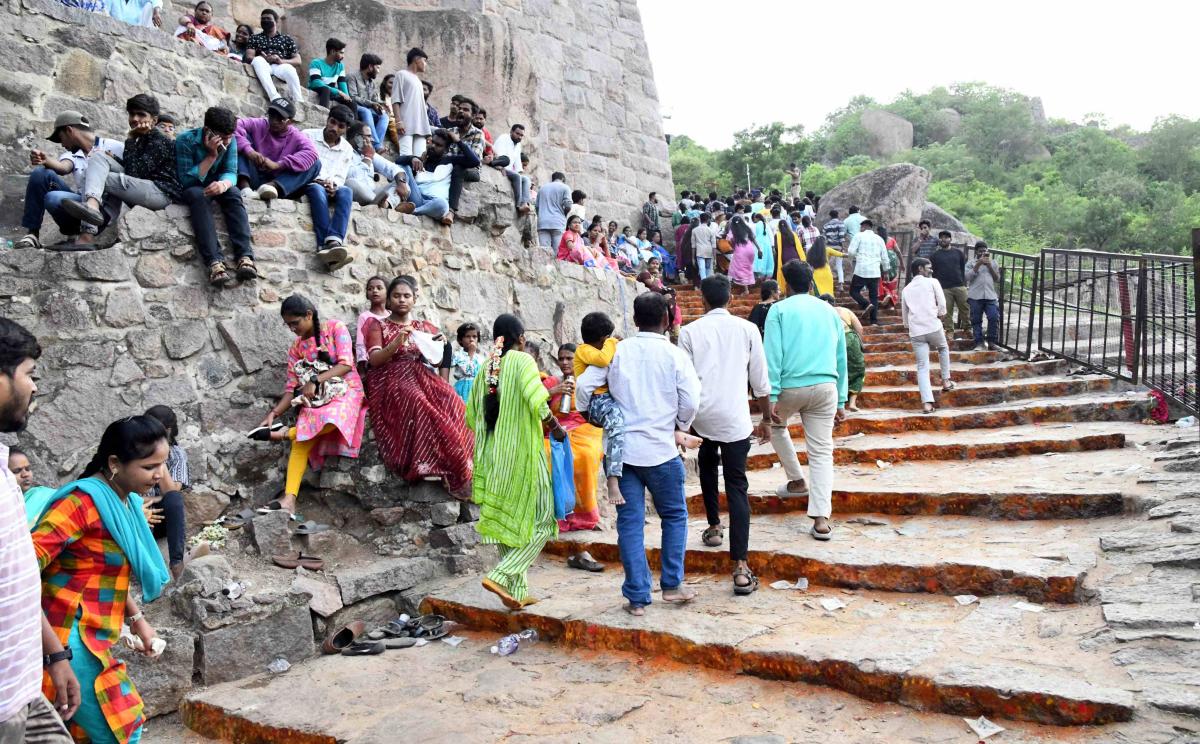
[606,477,624,505]
[661,586,697,603]
[674,430,702,449]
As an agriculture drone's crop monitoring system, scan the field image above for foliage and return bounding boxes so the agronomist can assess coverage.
[667,83,1200,255]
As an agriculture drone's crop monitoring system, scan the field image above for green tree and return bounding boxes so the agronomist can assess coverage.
[716,122,811,193]
[1139,116,1200,193]
[668,135,730,197]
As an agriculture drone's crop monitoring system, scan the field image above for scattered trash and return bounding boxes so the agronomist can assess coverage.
[954,595,979,606]
[491,628,539,656]
[1013,601,1045,613]
[120,627,167,658]
[819,597,847,612]
[221,581,245,600]
[770,578,809,591]
[1177,416,1198,428]
[442,635,466,647]
[875,460,892,470]
[964,716,1005,739]
[266,658,291,674]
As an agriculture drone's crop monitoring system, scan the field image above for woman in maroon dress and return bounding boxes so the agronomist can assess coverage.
[365,276,474,499]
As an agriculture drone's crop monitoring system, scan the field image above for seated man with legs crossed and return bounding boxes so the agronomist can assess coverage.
[301,104,357,271]
[17,111,123,251]
[395,128,479,226]
[345,122,408,208]
[234,97,320,202]
[62,94,180,236]
[176,106,258,287]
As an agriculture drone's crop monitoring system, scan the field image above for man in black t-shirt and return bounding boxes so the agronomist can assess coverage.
[929,230,970,332]
[62,94,180,241]
[244,9,304,108]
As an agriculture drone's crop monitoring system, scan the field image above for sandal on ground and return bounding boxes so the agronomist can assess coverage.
[321,620,366,654]
[208,261,233,287]
[732,566,759,596]
[44,241,101,252]
[383,637,418,650]
[247,422,286,441]
[922,403,936,414]
[941,380,957,392]
[235,257,259,281]
[776,481,808,497]
[292,520,331,536]
[482,577,522,611]
[810,523,833,542]
[409,614,447,639]
[661,587,697,604]
[341,640,385,656]
[222,508,257,530]
[623,603,646,617]
[366,619,410,640]
[566,553,605,572]
[271,551,324,570]
[701,524,724,547]
[14,235,40,250]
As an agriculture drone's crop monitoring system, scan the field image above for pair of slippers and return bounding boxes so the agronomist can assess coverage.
[365,614,447,642]
[323,617,443,656]
[272,552,325,571]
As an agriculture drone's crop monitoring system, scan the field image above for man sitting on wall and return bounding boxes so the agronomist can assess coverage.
[346,53,389,149]
[244,8,304,109]
[397,128,480,226]
[234,97,320,202]
[345,121,408,208]
[61,94,180,237]
[308,37,353,109]
[491,123,531,215]
[301,104,358,271]
[16,111,123,251]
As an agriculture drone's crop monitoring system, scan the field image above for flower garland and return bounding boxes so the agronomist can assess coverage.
[485,336,505,395]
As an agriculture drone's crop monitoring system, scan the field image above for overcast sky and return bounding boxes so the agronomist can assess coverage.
[639,0,1196,150]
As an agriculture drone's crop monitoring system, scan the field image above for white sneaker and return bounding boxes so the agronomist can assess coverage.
[972,344,986,352]
[240,187,255,201]
[257,184,278,202]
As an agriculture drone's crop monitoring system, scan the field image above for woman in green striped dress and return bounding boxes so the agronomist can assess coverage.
[468,314,568,610]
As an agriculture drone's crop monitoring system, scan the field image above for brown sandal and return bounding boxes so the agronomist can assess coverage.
[208,261,232,286]
[732,566,759,596]
[235,257,259,281]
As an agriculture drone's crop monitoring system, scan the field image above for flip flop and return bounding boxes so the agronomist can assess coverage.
[223,508,258,530]
[272,553,302,569]
[340,640,385,656]
[566,554,605,572]
[321,620,366,654]
[810,524,833,542]
[44,241,101,253]
[247,422,286,441]
[366,619,410,640]
[297,553,325,570]
[409,614,446,639]
[383,637,418,650]
[292,520,331,536]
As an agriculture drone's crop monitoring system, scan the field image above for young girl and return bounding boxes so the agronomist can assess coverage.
[443,322,487,402]
[356,276,389,379]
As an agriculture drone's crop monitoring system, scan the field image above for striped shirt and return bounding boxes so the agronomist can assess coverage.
[0,442,45,720]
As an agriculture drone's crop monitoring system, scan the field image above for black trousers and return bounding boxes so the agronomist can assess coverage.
[448,166,481,212]
[850,274,879,324]
[151,490,186,566]
[697,436,751,561]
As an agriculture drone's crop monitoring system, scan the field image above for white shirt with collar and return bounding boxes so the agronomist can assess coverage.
[492,134,523,173]
[678,308,770,442]
[302,128,356,187]
[901,274,947,337]
[579,331,700,468]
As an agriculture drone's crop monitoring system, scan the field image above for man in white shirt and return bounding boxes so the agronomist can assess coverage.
[690,212,718,280]
[16,111,124,250]
[491,124,532,214]
[301,105,357,271]
[678,275,770,595]
[847,218,888,325]
[391,47,432,157]
[901,257,955,413]
[578,292,701,616]
[0,319,77,744]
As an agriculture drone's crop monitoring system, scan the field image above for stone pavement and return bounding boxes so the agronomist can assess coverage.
[172,285,1200,741]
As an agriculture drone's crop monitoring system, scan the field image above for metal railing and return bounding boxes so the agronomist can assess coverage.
[991,248,1040,358]
[1141,252,1197,413]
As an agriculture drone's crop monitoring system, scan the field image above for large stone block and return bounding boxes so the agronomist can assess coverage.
[247,510,294,557]
[113,627,196,718]
[196,597,315,685]
[217,310,292,374]
[55,48,106,100]
[335,556,439,605]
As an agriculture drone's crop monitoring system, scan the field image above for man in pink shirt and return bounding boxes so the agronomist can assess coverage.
[0,318,77,742]
[234,97,321,202]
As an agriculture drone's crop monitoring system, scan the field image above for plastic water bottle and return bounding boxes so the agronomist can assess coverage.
[490,628,539,656]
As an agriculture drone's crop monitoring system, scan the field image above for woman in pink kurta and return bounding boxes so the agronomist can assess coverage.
[726,215,757,291]
[254,295,366,516]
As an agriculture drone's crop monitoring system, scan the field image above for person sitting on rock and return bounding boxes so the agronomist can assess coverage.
[244,8,304,107]
[109,0,162,28]
[234,97,320,202]
[441,98,485,212]
[491,123,532,215]
[176,106,258,287]
[155,114,177,139]
[16,110,123,251]
[307,37,353,109]
[345,122,408,208]
[301,104,358,271]
[174,0,228,54]
[61,94,181,239]
[346,53,389,149]
[228,23,253,61]
[394,128,480,226]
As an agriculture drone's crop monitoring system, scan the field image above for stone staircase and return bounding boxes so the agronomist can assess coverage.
[413,284,1166,729]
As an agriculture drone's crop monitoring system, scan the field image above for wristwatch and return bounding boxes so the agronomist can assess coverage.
[44,648,73,667]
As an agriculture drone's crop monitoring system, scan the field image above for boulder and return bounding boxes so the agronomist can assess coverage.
[928,108,962,143]
[921,203,967,233]
[196,594,315,685]
[819,164,932,232]
[114,627,196,718]
[291,570,344,618]
[183,489,230,531]
[860,109,913,158]
[335,556,440,605]
[247,510,294,558]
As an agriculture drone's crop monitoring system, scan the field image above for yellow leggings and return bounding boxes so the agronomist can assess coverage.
[285,425,335,496]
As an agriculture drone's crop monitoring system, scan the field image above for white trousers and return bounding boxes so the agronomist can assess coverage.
[769,382,838,518]
[250,56,303,102]
[397,134,427,158]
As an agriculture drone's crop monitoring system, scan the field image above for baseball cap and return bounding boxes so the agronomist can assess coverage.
[47,111,92,143]
[266,98,296,119]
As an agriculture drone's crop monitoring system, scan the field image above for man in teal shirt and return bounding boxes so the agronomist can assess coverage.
[308,38,353,109]
[764,260,847,541]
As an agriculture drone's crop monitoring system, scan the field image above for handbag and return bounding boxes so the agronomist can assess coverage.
[549,436,575,520]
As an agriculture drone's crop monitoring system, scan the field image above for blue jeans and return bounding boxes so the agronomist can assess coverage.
[357,105,390,148]
[304,183,352,248]
[969,298,1000,344]
[398,165,449,219]
[22,167,85,234]
[238,158,321,198]
[696,256,713,280]
[615,457,687,607]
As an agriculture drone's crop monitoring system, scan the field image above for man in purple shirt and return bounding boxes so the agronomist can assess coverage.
[234,97,320,202]
[0,318,77,743]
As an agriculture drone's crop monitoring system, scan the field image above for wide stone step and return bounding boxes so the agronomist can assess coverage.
[857,375,1117,409]
[861,338,977,354]
[865,358,1068,386]
[737,422,1128,470]
[865,348,1005,365]
[549,512,1104,603]
[421,565,1135,725]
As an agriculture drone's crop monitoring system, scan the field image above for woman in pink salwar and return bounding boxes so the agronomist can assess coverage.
[251,294,366,516]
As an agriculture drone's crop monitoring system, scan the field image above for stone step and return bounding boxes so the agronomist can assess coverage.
[856,375,1118,410]
[421,566,1135,726]
[549,512,1106,603]
[865,348,1006,366]
[737,421,1128,470]
[865,358,1068,386]
[860,338,978,354]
